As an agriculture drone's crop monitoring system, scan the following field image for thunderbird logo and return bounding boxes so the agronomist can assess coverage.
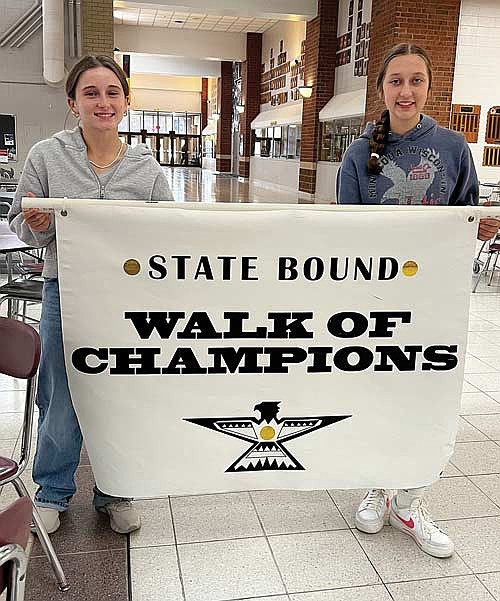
[184,401,351,472]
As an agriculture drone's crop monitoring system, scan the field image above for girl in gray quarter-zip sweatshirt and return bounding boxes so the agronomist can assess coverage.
[8,126,174,279]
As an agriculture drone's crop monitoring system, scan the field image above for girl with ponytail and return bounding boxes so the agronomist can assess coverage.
[336,43,500,558]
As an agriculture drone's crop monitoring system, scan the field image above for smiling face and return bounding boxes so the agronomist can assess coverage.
[68,66,128,133]
[381,54,430,134]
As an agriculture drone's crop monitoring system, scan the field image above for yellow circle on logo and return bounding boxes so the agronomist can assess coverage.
[260,426,275,440]
[123,259,141,276]
[402,260,418,277]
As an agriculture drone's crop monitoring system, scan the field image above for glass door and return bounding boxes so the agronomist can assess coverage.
[160,135,170,166]
[187,136,201,167]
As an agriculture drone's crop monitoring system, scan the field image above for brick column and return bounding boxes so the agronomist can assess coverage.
[216,61,233,173]
[201,78,208,132]
[239,33,262,178]
[365,0,461,126]
[82,0,114,56]
[299,0,339,195]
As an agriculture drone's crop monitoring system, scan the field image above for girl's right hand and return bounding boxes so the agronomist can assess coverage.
[22,192,51,232]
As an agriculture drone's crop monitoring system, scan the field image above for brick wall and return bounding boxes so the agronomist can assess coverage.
[201,78,208,132]
[299,0,339,195]
[82,0,114,57]
[216,61,233,173]
[239,33,262,178]
[365,0,461,126]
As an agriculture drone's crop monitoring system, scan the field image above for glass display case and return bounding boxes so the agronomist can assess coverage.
[319,117,363,162]
[253,125,301,159]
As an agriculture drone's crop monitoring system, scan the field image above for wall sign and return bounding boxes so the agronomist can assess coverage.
[0,114,17,162]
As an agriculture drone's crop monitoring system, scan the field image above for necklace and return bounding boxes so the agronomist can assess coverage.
[88,141,124,169]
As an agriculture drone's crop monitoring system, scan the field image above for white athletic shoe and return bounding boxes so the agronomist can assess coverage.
[355,489,390,534]
[98,500,141,534]
[389,496,454,558]
[33,507,61,534]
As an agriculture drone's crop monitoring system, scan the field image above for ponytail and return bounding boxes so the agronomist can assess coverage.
[367,110,390,174]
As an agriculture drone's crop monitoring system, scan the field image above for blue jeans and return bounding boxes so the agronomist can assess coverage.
[33,278,126,511]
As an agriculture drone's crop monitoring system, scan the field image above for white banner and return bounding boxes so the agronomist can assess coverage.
[50,201,477,497]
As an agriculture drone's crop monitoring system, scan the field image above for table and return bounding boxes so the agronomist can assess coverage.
[480,182,500,204]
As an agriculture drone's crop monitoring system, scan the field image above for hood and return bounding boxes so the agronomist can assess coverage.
[360,114,438,144]
[52,127,153,160]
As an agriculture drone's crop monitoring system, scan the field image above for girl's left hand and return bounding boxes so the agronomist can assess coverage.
[478,218,500,241]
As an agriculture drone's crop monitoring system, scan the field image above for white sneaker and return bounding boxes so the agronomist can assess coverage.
[33,507,61,534]
[355,489,390,533]
[98,501,141,534]
[389,496,454,558]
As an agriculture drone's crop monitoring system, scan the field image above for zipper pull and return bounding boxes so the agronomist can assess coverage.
[100,186,104,199]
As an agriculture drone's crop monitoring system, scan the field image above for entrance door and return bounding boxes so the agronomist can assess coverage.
[160,136,169,166]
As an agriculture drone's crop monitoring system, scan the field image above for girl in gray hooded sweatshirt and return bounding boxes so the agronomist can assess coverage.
[337,43,499,559]
[8,55,173,536]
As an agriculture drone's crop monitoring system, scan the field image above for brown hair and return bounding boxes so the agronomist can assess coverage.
[368,43,433,174]
[66,55,129,100]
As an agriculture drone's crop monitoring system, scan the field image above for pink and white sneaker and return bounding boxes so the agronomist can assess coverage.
[389,495,454,558]
[355,489,390,534]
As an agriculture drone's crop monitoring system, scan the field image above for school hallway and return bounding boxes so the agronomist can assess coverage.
[1,168,500,601]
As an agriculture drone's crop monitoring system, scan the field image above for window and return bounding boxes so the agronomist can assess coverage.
[118,113,129,133]
[319,117,363,162]
[483,146,500,167]
[450,104,480,143]
[254,128,271,157]
[173,114,186,134]
[187,114,201,135]
[129,110,143,132]
[287,125,301,158]
[252,125,300,159]
[280,127,288,158]
[486,107,500,144]
[157,113,169,134]
[272,126,282,158]
[144,112,157,133]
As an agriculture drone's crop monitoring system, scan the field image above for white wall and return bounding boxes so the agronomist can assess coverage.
[259,20,306,113]
[129,74,201,112]
[0,0,74,180]
[261,20,306,72]
[452,0,500,183]
[115,25,247,62]
[334,0,372,96]
[122,53,222,78]
[130,89,201,112]
[315,162,340,203]
[250,157,299,192]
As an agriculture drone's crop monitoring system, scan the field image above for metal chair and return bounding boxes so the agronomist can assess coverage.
[0,198,43,321]
[0,317,69,592]
[0,279,43,321]
[472,235,500,292]
[0,497,32,601]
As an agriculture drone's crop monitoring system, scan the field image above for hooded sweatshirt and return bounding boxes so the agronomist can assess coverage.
[336,114,478,206]
[8,127,174,278]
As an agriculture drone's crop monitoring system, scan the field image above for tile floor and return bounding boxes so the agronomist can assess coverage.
[1,168,500,601]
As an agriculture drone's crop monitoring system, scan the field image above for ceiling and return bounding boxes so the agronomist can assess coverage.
[114,6,279,32]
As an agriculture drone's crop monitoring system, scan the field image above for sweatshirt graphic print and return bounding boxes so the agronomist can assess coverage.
[337,115,479,206]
